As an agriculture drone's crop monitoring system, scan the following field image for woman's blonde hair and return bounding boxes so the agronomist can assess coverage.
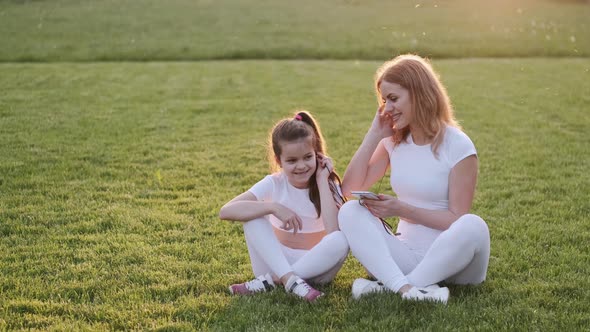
[375,54,459,155]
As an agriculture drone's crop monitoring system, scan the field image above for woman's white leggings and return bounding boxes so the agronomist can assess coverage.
[243,217,349,284]
[338,201,490,292]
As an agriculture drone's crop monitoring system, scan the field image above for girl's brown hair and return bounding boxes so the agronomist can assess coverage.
[268,111,345,216]
[375,54,460,155]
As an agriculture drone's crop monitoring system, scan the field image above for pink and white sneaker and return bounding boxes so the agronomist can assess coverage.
[285,275,323,302]
[229,273,275,295]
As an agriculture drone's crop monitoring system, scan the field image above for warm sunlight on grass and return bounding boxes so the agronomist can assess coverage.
[0,0,588,61]
[1,0,589,329]
[1,58,589,329]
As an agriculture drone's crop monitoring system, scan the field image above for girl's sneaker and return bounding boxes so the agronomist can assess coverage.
[352,278,386,299]
[285,275,323,302]
[229,273,275,295]
[402,286,450,304]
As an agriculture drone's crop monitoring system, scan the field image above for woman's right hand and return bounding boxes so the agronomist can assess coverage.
[369,105,395,138]
[273,203,303,234]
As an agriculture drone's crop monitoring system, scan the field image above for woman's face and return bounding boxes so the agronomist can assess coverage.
[379,80,413,130]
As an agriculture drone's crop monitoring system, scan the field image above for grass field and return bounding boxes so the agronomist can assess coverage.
[1,0,590,330]
[1,0,590,61]
[1,58,589,330]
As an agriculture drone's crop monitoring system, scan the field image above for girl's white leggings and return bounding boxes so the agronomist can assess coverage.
[338,201,490,292]
[243,217,349,284]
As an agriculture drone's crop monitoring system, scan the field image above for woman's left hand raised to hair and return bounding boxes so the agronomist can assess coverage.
[315,153,333,182]
[362,194,404,219]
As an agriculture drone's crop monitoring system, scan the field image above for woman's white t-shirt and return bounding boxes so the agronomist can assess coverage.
[382,125,477,254]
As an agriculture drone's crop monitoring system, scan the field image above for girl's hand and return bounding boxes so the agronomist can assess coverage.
[273,203,303,234]
[369,105,395,139]
[315,153,333,182]
[361,194,403,219]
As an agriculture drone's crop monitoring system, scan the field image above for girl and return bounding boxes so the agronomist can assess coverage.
[339,54,490,304]
[219,111,349,302]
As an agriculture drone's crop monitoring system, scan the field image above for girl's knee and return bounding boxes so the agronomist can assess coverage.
[243,216,269,225]
[323,230,349,259]
[242,217,270,230]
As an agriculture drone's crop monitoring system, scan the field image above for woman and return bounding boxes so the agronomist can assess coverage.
[339,54,490,304]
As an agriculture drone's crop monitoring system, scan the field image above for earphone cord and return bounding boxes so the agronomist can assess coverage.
[375,175,397,236]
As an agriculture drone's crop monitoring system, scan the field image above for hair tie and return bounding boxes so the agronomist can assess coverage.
[294,114,302,121]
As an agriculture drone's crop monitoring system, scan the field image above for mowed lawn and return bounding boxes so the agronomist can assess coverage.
[1,58,589,330]
[1,0,589,330]
[1,0,590,61]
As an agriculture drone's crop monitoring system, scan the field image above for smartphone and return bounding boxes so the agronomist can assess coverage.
[351,191,380,200]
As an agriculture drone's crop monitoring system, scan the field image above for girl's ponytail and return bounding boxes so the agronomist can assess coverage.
[294,111,347,213]
[294,111,326,156]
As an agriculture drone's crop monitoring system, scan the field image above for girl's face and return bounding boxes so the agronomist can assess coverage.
[277,137,317,189]
[379,80,413,130]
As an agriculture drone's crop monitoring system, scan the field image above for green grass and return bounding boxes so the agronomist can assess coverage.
[1,0,590,61]
[1,0,589,329]
[1,58,589,330]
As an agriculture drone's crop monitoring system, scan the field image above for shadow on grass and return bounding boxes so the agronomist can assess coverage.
[207,281,491,331]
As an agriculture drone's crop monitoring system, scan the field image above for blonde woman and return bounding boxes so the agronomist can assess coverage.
[339,54,490,304]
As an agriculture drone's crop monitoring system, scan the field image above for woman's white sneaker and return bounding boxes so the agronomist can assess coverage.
[402,286,450,304]
[352,278,387,299]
